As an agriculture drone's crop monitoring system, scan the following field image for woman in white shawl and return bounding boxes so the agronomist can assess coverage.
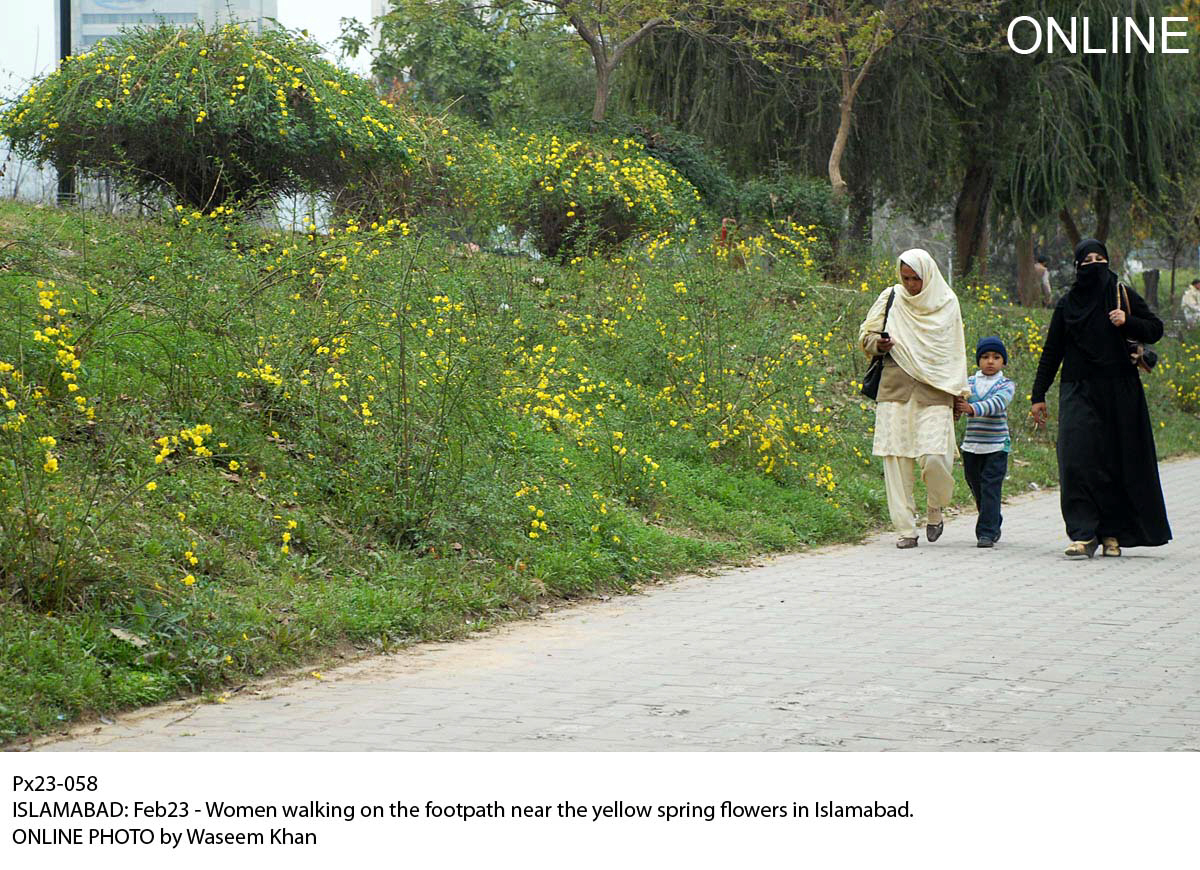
[858,250,969,548]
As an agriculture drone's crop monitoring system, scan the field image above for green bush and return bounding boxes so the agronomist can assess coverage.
[738,170,844,263]
[327,103,467,223]
[1,23,412,207]
[453,130,704,259]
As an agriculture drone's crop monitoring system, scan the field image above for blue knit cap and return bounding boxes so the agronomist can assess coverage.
[976,335,1007,364]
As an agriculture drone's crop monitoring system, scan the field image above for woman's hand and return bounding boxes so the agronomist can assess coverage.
[1109,308,1127,326]
[1030,402,1049,428]
[876,337,894,353]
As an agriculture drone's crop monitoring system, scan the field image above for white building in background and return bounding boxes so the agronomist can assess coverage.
[57,1,279,53]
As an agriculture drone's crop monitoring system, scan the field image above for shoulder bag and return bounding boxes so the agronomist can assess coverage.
[860,290,897,400]
[1117,282,1157,374]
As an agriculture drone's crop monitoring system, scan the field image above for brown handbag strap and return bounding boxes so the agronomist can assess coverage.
[1117,282,1130,314]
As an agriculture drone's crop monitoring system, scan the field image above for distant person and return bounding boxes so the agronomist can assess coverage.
[1033,255,1053,306]
[955,337,1015,548]
[715,217,746,270]
[1029,239,1171,558]
[859,249,968,549]
[1183,278,1200,328]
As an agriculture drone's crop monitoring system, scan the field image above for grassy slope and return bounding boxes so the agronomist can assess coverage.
[1,202,1197,740]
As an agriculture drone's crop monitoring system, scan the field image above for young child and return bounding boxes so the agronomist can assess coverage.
[956,336,1015,548]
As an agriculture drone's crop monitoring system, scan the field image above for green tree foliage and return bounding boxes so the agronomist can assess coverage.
[1,24,412,207]
[341,1,597,126]
[980,2,1175,235]
[340,0,512,125]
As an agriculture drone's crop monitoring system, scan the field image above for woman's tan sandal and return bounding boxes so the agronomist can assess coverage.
[1101,537,1121,557]
[1064,539,1099,558]
[896,537,918,549]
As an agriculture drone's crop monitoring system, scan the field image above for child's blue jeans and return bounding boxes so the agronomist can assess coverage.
[962,450,1007,542]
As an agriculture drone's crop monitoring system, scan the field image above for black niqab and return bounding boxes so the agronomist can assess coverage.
[1063,238,1118,362]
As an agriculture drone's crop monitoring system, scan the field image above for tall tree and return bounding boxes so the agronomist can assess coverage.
[541,1,680,122]
[729,1,996,200]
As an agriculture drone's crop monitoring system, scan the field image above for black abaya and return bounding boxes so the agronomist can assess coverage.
[1056,378,1171,546]
[1031,259,1171,547]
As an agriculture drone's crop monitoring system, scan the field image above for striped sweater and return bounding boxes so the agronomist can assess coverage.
[961,371,1015,454]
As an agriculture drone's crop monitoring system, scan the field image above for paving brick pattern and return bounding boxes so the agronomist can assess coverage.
[42,460,1200,751]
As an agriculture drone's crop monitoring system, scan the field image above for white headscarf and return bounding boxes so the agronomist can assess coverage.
[859,248,968,397]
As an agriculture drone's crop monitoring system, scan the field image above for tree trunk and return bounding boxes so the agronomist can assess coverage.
[1169,253,1178,310]
[1015,226,1040,306]
[954,162,994,279]
[1059,207,1082,248]
[828,61,857,200]
[828,94,853,200]
[592,64,610,123]
[1143,268,1159,310]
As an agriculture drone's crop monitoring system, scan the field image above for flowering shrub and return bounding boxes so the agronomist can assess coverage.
[956,281,1011,306]
[841,257,899,295]
[327,96,465,222]
[1162,340,1200,413]
[455,132,703,258]
[0,277,221,607]
[0,24,412,206]
[5,196,1200,738]
[706,220,822,275]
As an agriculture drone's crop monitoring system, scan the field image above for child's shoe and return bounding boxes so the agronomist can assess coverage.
[976,537,994,548]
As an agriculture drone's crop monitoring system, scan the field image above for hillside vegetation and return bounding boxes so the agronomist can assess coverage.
[1,201,1198,741]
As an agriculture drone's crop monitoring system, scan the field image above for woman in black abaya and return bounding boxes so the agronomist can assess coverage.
[1029,239,1171,557]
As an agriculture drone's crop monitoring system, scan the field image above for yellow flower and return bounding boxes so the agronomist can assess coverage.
[182,573,196,586]
[43,454,59,473]
[145,481,157,491]
[228,459,240,471]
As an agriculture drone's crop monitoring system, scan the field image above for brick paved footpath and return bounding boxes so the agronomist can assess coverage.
[41,459,1200,751]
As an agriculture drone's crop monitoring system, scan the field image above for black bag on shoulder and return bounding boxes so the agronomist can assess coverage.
[1116,282,1157,373]
[860,290,897,400]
